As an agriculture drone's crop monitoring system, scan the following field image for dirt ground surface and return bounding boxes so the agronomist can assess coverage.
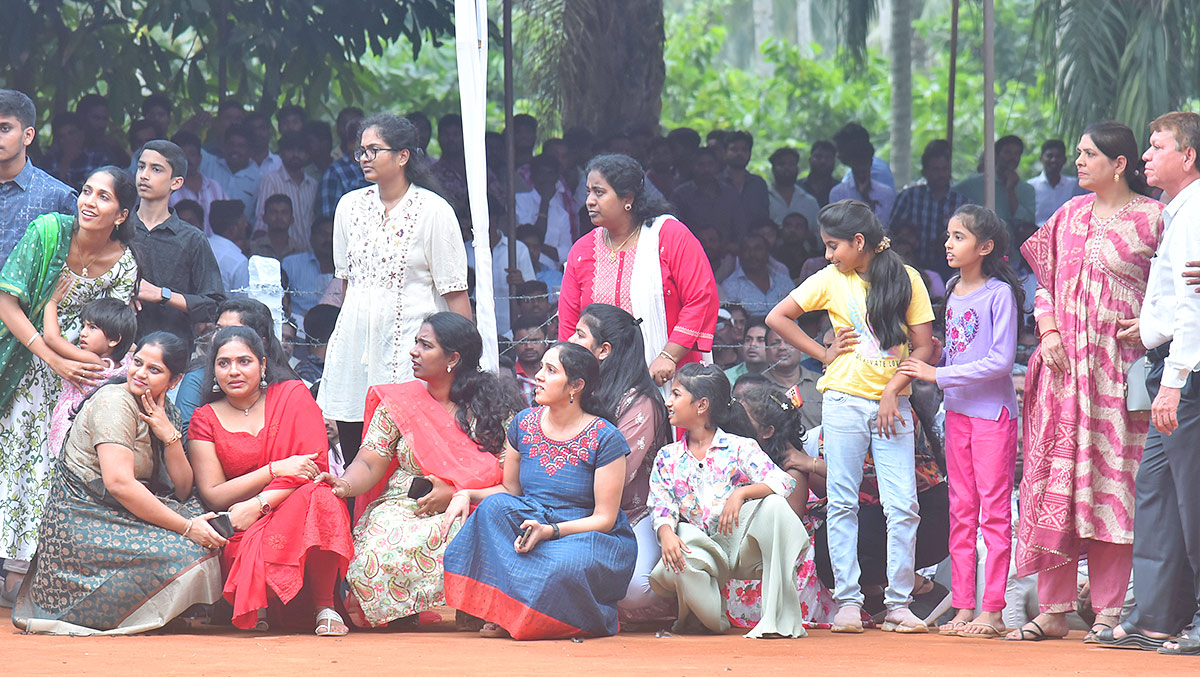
[6,608,1198,677]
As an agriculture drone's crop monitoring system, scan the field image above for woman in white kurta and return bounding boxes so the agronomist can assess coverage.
[317,113,470,468]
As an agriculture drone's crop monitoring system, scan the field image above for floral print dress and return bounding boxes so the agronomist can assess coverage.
[0,251,137,562]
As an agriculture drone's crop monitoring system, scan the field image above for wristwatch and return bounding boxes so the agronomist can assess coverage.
[255,493,272,516]
[160,286,173,303]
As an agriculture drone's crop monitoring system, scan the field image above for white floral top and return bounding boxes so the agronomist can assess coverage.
[317,185,468,421]
[648,429,795,535]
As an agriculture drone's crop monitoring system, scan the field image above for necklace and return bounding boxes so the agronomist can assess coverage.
[604,226,640,262]
[234,391,263,416]
[75,250,103,278]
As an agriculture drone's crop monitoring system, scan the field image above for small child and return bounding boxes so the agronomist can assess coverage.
[647,363,809,639]
[44,280,137,455]
[898,205,1022,638]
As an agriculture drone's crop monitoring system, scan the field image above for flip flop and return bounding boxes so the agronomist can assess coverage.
[1093,621,1168,651]
[1159,636,1200,656]
[1004,619,1065,642]
[937,619,969,636]
[958,622,1008,639]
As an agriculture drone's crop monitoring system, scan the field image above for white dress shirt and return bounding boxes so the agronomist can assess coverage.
[208,233,249,296]
[515,190,573,264]
[1028,171,1087,225]
[1140,178,1200,388]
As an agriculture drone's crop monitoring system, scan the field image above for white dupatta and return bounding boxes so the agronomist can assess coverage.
[630,215,671,369]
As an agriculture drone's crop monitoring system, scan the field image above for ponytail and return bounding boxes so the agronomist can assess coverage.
[674,363,757,438]
[946,205,1026,311]
[819,200,912,350]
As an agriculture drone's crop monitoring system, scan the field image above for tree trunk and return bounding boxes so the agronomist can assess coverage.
[795,0,813,53]
[889,0,913,187]
[560,0,665,139]
[752,0,773,74]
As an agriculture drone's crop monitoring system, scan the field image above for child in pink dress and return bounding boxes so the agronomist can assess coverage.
[44,283,137,456]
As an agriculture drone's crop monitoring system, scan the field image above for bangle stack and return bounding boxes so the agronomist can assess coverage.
[657,350,678,365]
[1039,328,1060,342]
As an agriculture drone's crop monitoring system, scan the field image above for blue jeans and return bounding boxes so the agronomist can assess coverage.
[822,390,920,610]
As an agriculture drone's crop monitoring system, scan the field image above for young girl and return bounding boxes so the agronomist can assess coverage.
[647,363,809,639]
[44,281,137,455]
[766,199,935,634]
[898,205,1021,638]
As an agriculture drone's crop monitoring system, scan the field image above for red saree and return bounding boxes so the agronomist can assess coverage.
[189,380,353,629]
[352,381,503,524]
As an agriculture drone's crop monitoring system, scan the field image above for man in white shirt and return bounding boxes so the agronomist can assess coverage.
[1099,111,1200,653]
[464,214,535,340]
[514,153,573,264]
[207,199,250,297]
[1027,139,1087,224]
[254,132,317,253]
[766,147,820,232]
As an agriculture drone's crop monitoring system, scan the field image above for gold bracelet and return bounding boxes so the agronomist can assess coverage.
[181,518,194,537]
[658,350,678,364]
[164,429,183,446]
[268,461,278,479]
[25,333,40,347]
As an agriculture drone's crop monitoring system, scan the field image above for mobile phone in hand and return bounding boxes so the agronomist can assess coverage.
[518,525,535,548]
[407,476,434,499]
[208,512,235,539]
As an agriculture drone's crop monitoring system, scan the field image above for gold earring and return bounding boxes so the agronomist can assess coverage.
[1114,172,1120,182]
[447,364,453,373]
[569,391,575,404]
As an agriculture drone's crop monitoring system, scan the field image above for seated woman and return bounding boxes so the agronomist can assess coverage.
[648,363,808,639]
[567,303,673,620]
[725,384,836,628]
[441,342,637,640]
[317,312,522,628]
[13,333,227,634]
[175,298,301,434]
[188,326,353,635]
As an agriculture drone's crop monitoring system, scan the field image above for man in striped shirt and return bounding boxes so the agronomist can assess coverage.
[254,132,318,253]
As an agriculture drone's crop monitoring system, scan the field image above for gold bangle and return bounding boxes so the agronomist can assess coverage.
[181,518,194,537]
[164,429,183,446]
[658,350,678,365]
[25,333,40,347]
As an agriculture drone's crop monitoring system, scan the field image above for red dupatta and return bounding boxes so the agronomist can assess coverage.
[221,380,354,629]
[352,381,503,524]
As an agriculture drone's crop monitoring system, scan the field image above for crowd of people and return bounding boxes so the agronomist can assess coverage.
[2,84,1200,655]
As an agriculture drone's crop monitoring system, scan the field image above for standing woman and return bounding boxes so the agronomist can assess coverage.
[1008,122,1163,641]
[317,113,470,468]
[0,166,140,600]
[567,303,673,618]
[559,154,720,388]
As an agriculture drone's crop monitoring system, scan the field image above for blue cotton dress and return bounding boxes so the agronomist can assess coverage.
[443,407,637,639]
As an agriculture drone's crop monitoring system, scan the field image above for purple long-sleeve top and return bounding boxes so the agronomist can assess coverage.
[936,278,1019,421]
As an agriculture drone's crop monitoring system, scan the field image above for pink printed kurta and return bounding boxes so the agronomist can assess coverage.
[1016,194,1164,576]
[557,218,719,364]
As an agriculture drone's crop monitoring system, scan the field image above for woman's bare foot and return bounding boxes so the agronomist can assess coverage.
[1084,613,1119,641]
[1105,623,1170,641]
[1004,612,1069,641]
[938,608,973,635]
[960,610,1005,636]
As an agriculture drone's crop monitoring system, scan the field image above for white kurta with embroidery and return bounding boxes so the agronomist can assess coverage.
[317,185,468,421]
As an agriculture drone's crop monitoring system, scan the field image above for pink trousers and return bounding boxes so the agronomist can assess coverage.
[945,409,1017,612]
[1036,540,1131,616]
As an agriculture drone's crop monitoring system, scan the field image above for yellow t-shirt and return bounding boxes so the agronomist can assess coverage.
[789,264,935,400]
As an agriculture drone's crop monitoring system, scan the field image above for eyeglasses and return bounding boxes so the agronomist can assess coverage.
[353,147,398,162]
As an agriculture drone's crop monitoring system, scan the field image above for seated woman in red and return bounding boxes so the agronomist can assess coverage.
[188,326,354,635]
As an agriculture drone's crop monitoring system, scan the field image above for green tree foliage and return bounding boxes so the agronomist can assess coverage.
[0,0,454,127]
[662,0,1061,181]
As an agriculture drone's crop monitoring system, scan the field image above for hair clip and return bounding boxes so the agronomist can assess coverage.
[633,317,644,326]
[785,384,804,409]
[874,236,892,254]
[1003,255,1009,262]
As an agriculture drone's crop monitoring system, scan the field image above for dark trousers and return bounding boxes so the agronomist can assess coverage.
[815,482,950,591]
[1130,354,1200,634]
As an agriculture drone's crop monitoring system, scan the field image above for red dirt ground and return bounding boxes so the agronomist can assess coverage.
[6,609,1197,676]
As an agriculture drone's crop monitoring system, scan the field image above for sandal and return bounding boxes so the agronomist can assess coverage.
[479,622,510,638]
[881,607,928,634]
[1093,621,1168,651]
[1159,636,1200,656]
[958,622,1007,639]
[937,619,969,636]
[315,607,349,637]
[1083,620,1117,644]
[1004,619,1065,642]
